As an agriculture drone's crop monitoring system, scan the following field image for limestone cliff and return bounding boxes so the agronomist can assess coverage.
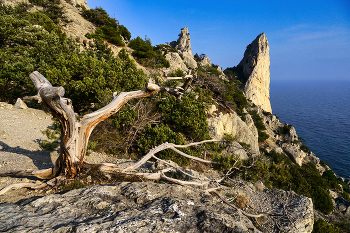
[239,33,272,113]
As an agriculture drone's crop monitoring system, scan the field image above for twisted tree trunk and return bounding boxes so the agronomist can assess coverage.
[28,71,167,178]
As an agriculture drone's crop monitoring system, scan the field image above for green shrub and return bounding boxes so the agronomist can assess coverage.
[168,69,185,77]
[300,144,311,153]
[62,180,85,191]
[128,36,170,68]
[157,94,210,141]
[137,124,191,166]
[29,0,69,24]
[313,219,339,233]
[248,110,269,142]
[0,7,147,109]
[312,186,334,214]
[81,6,130,46]
[277,124,292,135]
[320,160,330,168]
[224,65,246,84]
[322,170,338,182]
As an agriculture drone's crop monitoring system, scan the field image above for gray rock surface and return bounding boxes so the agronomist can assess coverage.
[239,33,271,113]
[0,182,261,233]
[171,27,193,55]
[0,181,315,233]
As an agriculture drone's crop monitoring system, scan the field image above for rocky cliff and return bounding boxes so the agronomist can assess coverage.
[239,33,272,113]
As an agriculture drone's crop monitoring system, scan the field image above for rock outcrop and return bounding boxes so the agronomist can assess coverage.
[0,182,314,232]
[199,55,211,66]
[282,143,308,166]
[239,33,272,113]
[164,52,189,72]
[170,27,197,69]
[207,105,259,156]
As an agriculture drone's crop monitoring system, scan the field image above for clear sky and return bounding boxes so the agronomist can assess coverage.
[86,0,350,81]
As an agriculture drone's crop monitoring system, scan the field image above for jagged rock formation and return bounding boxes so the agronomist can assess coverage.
[170,27,192,55]
[207,105,259,156]
[0,182,314,232]
[239,33,272,113]
[199,55,211,66]
[170,27,197,69]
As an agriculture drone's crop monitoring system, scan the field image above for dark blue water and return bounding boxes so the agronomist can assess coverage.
[270,80,350,179]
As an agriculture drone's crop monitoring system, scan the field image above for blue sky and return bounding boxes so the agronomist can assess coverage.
[86,0,350,81]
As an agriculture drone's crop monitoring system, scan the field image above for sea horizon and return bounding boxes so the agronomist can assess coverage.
[270,79,350,179]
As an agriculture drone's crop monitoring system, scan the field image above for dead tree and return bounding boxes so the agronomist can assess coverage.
[0,71,221,191]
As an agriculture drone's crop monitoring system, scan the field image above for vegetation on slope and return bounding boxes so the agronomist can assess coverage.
[128,36,170,68]
[82,6,130,46]
[0,5,146,111]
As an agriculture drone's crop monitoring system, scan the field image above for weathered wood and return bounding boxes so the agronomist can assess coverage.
[28,71,164,178]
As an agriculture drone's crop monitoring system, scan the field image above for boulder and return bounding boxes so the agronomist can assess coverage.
[223,141,249,160]
[171,27,193,55]
[239,33,272,113]
[182,51,197,69]
[14,98,27,109]
[282,143,307,166]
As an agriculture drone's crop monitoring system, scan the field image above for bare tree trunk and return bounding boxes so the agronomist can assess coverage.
[28,71,166,178]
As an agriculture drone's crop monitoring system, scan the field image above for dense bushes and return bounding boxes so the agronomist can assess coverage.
[128,36,170,68]
[28,0,68,24]
[157,94,210,141]
[249,110,269,142]
[0,6,146,111]
[82,7,130,46]
[221,80,249,117]
[313,219,339,233]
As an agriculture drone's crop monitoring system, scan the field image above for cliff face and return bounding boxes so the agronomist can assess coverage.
[239,33,272,113]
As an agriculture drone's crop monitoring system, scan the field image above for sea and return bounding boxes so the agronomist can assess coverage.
[270,80,350,179]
